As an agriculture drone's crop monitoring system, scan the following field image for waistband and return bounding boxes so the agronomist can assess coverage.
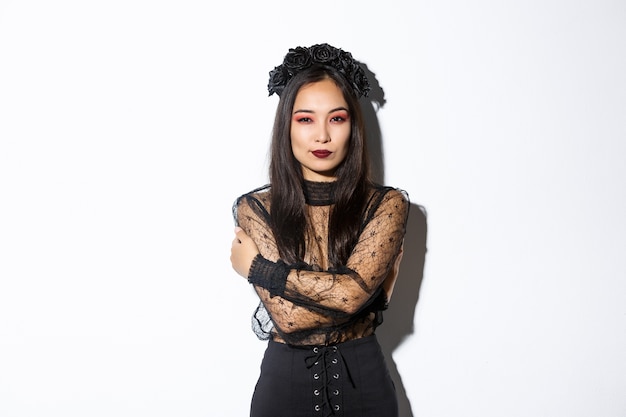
[268,334,379,416]
[269,333,378,350]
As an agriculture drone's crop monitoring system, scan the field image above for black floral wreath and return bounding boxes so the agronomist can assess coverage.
[267,43,370,98]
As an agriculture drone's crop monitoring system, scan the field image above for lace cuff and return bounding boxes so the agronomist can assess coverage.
[248,254,288,297]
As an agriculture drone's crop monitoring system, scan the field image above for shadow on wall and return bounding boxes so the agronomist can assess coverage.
[359,63,386,185]
[360,63,428,417]
[378,203,427,417]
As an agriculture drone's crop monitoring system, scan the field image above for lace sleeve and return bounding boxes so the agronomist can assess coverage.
[234,188,409,334]
[281,189,408,313]
[234,191,337,334]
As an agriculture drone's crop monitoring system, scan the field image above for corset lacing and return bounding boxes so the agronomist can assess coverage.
[305,344,355,416]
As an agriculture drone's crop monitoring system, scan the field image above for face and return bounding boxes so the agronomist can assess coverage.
[290,78,351,182]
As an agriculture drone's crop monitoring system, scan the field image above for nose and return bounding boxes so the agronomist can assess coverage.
[315,125,331,143]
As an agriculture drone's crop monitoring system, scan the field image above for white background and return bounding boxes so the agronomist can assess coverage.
[1,1,625,416]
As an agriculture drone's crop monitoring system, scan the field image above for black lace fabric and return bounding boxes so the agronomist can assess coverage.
[233,181,409,346]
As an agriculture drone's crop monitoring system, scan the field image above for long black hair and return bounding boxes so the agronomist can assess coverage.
[268,65,373,267]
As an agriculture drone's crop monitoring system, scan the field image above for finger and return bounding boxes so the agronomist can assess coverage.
[235,228,248,243]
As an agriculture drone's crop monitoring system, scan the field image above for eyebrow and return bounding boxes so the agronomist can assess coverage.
[292,106,349,115]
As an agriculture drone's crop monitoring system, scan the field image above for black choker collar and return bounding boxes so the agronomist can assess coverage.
[303,181,337,206]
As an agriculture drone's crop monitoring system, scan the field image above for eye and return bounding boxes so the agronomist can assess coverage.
[295,116,313,123]
[329,110,350,123]
[330,112,349,123]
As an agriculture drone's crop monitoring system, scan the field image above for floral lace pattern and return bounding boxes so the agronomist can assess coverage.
[234,181,409,346]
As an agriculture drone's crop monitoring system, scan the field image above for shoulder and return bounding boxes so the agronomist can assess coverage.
[369,184,410,207]
[232,184,272,224]
[234,184,271,206]
[363,184,410,221]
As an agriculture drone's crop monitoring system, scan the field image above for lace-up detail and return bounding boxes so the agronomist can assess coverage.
[305,345,354,416]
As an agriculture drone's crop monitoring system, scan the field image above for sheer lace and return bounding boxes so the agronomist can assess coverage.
[233,181,409,346]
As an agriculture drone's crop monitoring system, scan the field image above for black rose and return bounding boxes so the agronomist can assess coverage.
[267,66,289,96]
[349,65,370,97]
[267,43,369,98]
[283,46,312,74]
[336,50,354,74]
[310,43,340,64]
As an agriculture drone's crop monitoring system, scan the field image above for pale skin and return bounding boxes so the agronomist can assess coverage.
[230,78,402,300]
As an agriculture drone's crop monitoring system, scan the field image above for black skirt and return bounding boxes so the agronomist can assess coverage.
[250,334,398,417]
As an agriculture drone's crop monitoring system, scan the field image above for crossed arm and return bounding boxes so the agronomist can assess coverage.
[230,189,408,333]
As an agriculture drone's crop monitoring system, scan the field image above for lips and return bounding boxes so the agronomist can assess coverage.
[312,150,332,158]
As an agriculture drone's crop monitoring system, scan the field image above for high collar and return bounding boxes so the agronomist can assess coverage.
[303,180,337,206]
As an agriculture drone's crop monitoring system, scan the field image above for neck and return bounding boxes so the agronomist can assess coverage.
[303,180,337,206]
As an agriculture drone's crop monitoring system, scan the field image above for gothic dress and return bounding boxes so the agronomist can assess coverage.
[233,180,409,417]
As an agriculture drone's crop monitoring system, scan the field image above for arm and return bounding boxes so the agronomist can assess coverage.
[231,192,340,332]
[382,241,404,302]
[282,189,408,313]
[232,189,409,332]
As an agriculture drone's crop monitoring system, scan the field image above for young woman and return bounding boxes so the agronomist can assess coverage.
[230,43,409,417]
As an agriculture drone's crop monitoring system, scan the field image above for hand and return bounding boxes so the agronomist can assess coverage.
[230,227,260,279]
[382,242,404,301]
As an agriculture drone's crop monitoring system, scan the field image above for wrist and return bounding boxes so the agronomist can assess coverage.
[248,255,288,297]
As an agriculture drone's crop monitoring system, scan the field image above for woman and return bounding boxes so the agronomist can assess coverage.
[230,43,409,417]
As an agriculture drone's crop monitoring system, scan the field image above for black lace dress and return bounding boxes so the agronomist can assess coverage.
[233,180,409,417]
[233,180,409,346]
